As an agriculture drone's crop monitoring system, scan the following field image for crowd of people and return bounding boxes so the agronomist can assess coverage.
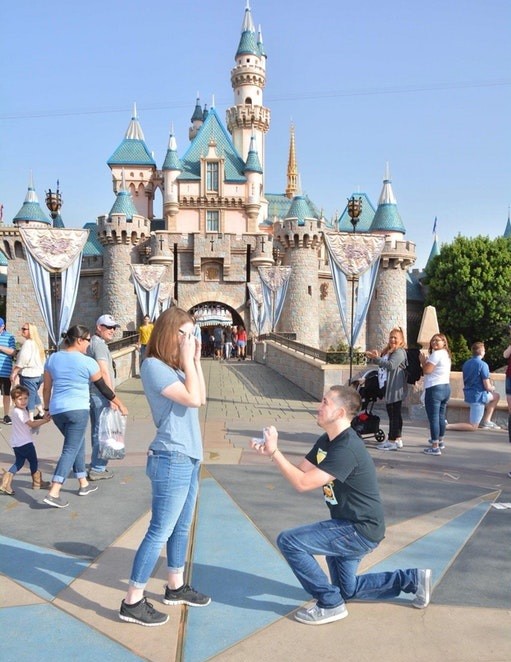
[1,311,509,629]
[201,324,248,361]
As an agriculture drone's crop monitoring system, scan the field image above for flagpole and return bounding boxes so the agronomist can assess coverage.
[347,197,362,382]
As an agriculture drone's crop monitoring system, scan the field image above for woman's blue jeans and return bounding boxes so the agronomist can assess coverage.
[20,375,42,412]
[51,410,89,483]
[129,451,200,588]
[424,383,451,441]
[277,519,418,609]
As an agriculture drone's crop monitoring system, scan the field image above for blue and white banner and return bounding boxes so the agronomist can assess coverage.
[257,266,292,333]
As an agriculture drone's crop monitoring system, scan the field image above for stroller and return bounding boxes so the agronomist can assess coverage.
[350,368,386,442]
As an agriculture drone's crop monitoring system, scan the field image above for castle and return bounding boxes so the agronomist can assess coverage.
[0,3,417,352]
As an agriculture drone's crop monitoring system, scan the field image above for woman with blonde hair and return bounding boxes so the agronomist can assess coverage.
[420,333,451,456]
[119,306,209,627]
[11,323,46,419]
[366,326,408,451]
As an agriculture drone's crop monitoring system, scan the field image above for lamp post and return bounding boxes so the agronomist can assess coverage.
[45,182,63,350]
[346,196,362,382]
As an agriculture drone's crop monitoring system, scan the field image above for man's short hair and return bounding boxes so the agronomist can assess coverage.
[471,341,485,356]
[329,385,361,417]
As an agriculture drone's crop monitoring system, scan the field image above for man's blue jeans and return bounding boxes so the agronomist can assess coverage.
[51,410,89,483]
[90,393,109,472]
[277,519,418,609]
[129,451,200,588]
[424,383,451,441]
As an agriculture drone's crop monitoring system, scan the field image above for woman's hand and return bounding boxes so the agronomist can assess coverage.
[179,330,196,365]
[366,350,379,359]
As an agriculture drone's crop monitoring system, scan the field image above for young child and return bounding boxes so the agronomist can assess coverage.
[0,385,51,495]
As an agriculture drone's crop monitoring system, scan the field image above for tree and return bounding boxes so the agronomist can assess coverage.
[424,235,511,370]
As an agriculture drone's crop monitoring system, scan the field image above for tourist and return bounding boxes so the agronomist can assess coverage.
[88,314,123,481]
[446,341,501,433]
[365,327,407,450]
[119,307,210,627]
[138,314,154,364]
[0,385,51,496]
[237,326,247,360]
[10,322,45,419]
[420,333,452,456]
[251,385,432,625]
[0,318,16,425]
[41,325,127,509]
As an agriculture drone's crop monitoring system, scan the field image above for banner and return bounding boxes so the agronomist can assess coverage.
[258,266,292,333]
[130,264,167,320]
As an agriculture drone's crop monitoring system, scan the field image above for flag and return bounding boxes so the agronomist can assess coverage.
[432,216,437,235]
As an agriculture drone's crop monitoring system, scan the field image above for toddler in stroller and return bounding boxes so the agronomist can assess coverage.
[350,368,386,442]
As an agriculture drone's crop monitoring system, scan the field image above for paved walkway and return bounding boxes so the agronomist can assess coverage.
[1,359,510,661]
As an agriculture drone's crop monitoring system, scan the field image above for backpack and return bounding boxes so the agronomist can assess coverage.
[405,348,423,385]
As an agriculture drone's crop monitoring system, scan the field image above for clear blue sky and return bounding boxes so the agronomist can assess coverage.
[2,0,509,268]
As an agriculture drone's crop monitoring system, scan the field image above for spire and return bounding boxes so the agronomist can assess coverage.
[13,174,51,225]
[125,102,145,140]
[236,1,258,56]
[285,124,299,199]
[162,128,182,171]
[191,96,203,123]
[369,163,405,233]
[504,206,511,238]
[244,134,262,173]
[109,174,138,221]
[426,235,440,267]
[257,25,266,57]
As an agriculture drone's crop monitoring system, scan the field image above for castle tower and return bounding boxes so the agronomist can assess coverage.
[273,195,322,347]
[97,173,151,332]
[13,174,52,228]
[243,134,263,232]
[107,103,157,219]
[285,124,298,199]
[189,97,204,141]
[162,127,182,230]
[226,2,270,186]
[366,165,416,349]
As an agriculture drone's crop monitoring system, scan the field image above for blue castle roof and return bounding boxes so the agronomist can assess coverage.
[109,190,138,220]
[82,222,103,257]
[108,107,156,167]
[13,186,51,225]
[285,195,318,225]
[244,136,262,174]
[337,193,376,232]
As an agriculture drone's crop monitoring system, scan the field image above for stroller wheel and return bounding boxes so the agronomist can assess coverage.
[375,429,386,442]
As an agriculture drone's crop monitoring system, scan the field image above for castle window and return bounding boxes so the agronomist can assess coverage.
[206,210,219,232]
[206,162,219,192]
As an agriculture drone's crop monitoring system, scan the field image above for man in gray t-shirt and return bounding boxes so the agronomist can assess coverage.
[87,314,119,480]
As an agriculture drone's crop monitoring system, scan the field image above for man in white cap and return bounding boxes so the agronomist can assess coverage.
[88,314,121,480]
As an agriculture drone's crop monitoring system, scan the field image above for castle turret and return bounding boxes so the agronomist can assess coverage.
[13,175,51,227]
[366,165,416,349]
[243,134,263,231]
[107,103,156,219]
[189,96,204,141]
[504,207,511,238]
[273,196,322,347]
[226,2,270,187]
[97,172,151,332]
[162,127,182,229]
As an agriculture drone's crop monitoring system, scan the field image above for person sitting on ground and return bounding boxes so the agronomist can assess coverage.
[0,385,51,496]
[446,341,501,433]
[251,385,432,626]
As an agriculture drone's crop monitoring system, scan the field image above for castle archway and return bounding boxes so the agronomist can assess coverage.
[189,301,244,358]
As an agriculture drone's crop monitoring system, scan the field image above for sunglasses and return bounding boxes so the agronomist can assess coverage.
[82,337,91,342]
[21,327,29,331]
[101,325,116,330]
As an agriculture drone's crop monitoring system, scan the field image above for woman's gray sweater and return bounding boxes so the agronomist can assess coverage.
[373,348,407,404]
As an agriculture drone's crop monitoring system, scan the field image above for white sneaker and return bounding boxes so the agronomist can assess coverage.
[294,602,348,625]
[412,569,432,608]
[395,439,403,449]
[376,440,398,451]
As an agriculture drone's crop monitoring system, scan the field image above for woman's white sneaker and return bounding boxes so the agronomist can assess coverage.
[377,440,398,451]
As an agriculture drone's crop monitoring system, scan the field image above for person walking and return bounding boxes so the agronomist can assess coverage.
[88,314,121,481]
[237,326,247,360]
[119,307,210,627]
[446,342,501,433]
[251,385,432,625]
[10,323,45,419]
[0,318,16,425]
[42,325,127,509]
[366,327,408,450]
[138,315,154,364]
[0,385,51,496]
[420,333,452,456]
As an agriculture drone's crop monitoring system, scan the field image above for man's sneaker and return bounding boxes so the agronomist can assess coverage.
[412,569,432,608]
[395,439,403,449]
[119,597,169,626]
[3,415,12,425]
[294,602,348,625]
[78,484,99,496]
[87,468,114,481]
[376,440,398,451]
[163,584,211,607]
[479,421,502,430]
[43,494,69,508]
[423,446,441,455]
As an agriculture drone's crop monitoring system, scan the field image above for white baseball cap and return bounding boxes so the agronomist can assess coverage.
[96,314,120,328]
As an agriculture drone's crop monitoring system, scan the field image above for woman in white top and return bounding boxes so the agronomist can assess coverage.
[420,333,452,456]
[11,323,45,418]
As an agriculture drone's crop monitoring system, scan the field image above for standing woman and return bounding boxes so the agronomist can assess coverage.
[119,307,209,627]
[11,323,45,419]
[420,333,452,456]
[42,325,127,509]
[237,325,247,361]
[366,327,408,451]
